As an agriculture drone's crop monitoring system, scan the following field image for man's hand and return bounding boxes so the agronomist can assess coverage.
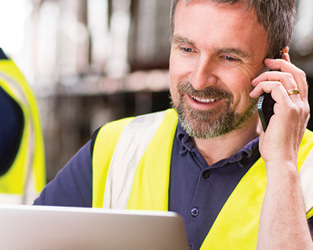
[250,50,310,166]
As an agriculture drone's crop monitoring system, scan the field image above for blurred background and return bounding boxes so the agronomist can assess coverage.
[1,0,313,182]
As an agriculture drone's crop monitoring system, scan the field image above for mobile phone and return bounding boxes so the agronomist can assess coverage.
[257,93,275,131]
[257,51,282,131]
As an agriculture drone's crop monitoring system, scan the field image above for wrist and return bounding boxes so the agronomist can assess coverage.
[265,160,299,185]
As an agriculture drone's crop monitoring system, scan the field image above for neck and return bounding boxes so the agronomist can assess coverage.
[193,113,261,166]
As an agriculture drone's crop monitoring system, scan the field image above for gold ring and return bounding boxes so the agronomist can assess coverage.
[287,88,300,96]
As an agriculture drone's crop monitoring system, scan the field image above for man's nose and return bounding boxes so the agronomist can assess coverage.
[190,57,217,90]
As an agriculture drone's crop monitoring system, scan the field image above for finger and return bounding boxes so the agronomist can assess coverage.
[286,88,301,100]
[250,81,301,103]
[251,71,300,102]
[282,47,290,62]
[264,58,308,99]
[251,71,298,93]
[280,49,302,101]
[250,81,281,98]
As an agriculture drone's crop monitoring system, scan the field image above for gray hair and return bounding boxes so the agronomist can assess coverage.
[170,0,296,58]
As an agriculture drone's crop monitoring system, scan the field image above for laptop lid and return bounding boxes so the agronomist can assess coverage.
[0,205,189,250]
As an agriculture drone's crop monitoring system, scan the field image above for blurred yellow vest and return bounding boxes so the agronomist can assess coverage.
[0,49,46,204]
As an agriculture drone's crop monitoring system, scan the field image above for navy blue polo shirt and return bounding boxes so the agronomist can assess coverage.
[34,121,313,249]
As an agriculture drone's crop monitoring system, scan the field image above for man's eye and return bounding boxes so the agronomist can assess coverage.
[224,55,237,61]
[181,47,193,53]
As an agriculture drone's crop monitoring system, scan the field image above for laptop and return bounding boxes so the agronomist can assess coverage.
[0,205,189,250]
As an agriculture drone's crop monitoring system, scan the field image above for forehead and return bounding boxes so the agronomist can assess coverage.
[175,0,259,31]
[173,0,268,54]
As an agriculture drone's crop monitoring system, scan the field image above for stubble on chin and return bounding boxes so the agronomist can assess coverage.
[170,81,258,139]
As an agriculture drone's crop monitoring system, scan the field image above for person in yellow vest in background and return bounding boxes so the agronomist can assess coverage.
[0,48,46,204]
[34,0,313,249]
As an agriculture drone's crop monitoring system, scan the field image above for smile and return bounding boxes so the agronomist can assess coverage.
[191,96,221,104]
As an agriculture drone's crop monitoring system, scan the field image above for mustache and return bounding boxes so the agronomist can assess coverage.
[177,81,233,100]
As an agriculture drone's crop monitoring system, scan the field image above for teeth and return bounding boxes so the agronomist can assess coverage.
[192,96,218,103]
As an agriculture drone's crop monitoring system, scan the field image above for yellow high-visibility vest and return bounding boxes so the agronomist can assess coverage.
[92,108,313,249]
[0,49,46,204]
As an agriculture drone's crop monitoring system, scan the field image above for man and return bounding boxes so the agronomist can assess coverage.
[34,0,313,249]
[0,48,46,204]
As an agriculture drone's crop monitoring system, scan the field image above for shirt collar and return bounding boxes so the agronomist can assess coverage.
[176,122,260,167]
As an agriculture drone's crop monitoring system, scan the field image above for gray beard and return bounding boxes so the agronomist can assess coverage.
[170,82,258,139]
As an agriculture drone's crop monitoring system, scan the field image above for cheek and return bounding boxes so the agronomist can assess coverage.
[169,70,179,102]
[169,55,179,84]
[170,59,184,81]
[221,71,254,111]
[227,64,258,94]
[169,54,185,99]
[233,65,265,107]
[169,50,196,80]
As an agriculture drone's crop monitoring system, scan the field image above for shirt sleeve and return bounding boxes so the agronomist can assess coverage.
[33,140,93,207]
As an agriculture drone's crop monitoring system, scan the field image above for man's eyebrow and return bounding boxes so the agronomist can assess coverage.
[216,48,251,59]
[171,34,195,46]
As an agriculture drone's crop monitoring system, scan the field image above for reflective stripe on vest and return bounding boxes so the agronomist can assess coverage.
[92,109,313,249]
[0,58,46,204]
[92,109,178,209]
[103,110,167,208]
